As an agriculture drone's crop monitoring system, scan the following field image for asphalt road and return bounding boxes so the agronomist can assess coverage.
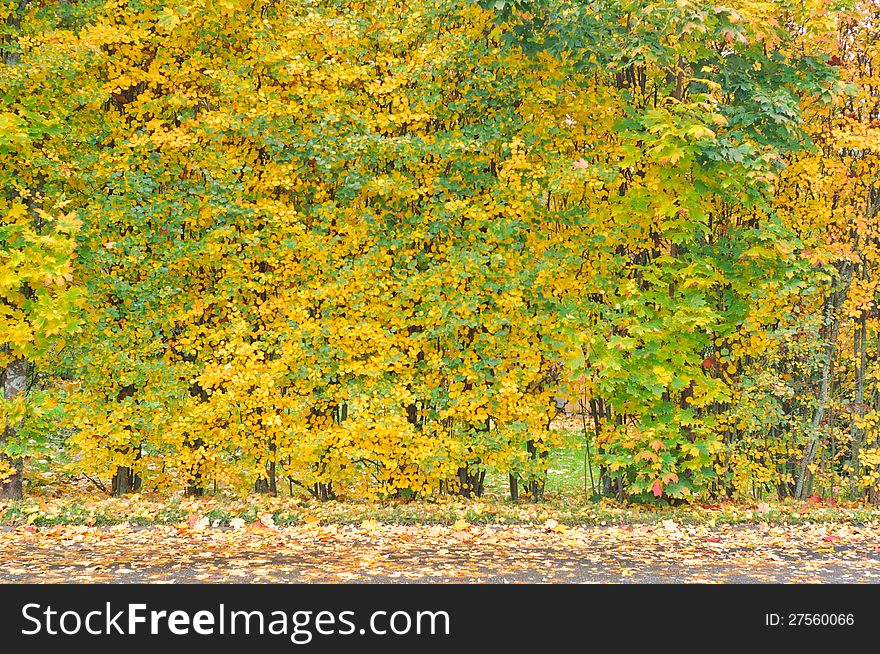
[1,522,878,583]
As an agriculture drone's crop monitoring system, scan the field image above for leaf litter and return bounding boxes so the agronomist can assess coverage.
[1,521,878,583]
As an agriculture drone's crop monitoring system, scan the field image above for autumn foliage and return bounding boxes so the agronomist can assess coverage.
[0,0,878,503]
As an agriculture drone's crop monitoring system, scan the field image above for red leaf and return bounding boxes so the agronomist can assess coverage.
[651,480,663,497]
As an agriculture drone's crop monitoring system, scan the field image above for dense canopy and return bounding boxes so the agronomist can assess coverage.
[1,0,878,503]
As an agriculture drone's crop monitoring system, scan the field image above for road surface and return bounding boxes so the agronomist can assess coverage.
[1,522,877,583]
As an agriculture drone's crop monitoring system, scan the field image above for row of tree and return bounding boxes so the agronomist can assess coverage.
[1,0,877,503]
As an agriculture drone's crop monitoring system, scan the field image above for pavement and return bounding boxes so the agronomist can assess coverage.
[1,522,878,583]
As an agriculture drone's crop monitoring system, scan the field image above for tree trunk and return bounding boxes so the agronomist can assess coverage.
[111,386,141,496]
[849,315,867,496]
[0,1,34,501]
[312,481,334,501]
[185,381,209,496]
[795,348,833,500]
[185,437,205,497]
[457,465,485,498]
[526,439,547,501]
[254,445,277,495]
[186,483,204,497]
[255,461,277,495]
[796,263,852,500]
[111,466,141,496]
[0,358,29,500]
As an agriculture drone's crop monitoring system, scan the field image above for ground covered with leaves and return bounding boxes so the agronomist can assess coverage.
[3,519,879,584]
[2,496,880,583]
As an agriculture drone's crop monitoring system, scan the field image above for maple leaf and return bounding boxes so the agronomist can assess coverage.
[187,515,209,532]
[258,514,276,529]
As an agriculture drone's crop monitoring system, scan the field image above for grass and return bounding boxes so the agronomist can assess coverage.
[482,426,595,500]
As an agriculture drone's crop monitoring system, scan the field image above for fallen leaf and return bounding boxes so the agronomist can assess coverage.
[258,514,276,528]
